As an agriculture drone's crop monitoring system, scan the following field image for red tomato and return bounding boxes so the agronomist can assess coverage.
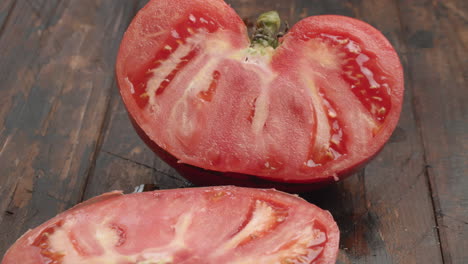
[2,187,339,264]
[116,0,404,189]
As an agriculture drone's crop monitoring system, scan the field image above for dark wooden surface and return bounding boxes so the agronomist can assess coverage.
[0,0,466,263]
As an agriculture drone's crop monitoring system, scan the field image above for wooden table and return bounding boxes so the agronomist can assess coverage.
[0,0,466,263]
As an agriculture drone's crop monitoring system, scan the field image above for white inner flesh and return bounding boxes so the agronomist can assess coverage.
[41,200,325,264]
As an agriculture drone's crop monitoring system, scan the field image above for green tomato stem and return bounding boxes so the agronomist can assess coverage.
[251,11,281,49]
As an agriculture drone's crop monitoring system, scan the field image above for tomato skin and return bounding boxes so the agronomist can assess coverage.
[117,0,404,189]
[2,187,339,264]
[131,115,378,192]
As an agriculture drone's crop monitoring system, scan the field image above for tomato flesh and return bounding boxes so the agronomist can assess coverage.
[297,32,393,166]
[129,12,220,109]
[31,220,65,264]
[2,187,340,264]
[312,33,393,124]
[116,0,404,187]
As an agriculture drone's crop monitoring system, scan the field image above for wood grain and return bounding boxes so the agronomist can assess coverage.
[85,1,445,263]
[80,0,188,196]
[0,0,465,263]
[0,0,140,257]
[291,1,443,263]
[81,86,188,199]
[79,0,195,199]
[397,0,468,262]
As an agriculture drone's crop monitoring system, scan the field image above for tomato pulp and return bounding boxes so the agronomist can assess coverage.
[116,0,404,190]
[2,187,340,264]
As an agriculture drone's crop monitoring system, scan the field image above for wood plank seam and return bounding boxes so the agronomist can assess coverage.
[0,0,152,256]
[77,0,149,203]
[357,169,368,211]
[420,165,448,261]
[77,82,115,203]
[0,0,448,263]
[394,2,446,263]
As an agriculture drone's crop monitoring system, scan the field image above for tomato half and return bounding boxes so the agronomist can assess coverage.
[2,187,339,264]
[116,0,404,189]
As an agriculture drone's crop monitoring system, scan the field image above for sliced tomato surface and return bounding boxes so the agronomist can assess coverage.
[116,0,404,184]
[2,187,339,264]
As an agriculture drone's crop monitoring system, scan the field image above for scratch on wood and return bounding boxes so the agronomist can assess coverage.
[59,83,94,181]
[11,176,33,208]
[78,87,114,203]
[399,154,413,170]
[358,165,427,224]
[394,3,447,262]
[394,226,438,263]
[46,191,69,205]
[436,211,468,225]
[101,149,185,183]
[112,5,125,34]
[39,85,65,136]
[25,208,39,222]
[0,134,12,157]
[69,55,89,70]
